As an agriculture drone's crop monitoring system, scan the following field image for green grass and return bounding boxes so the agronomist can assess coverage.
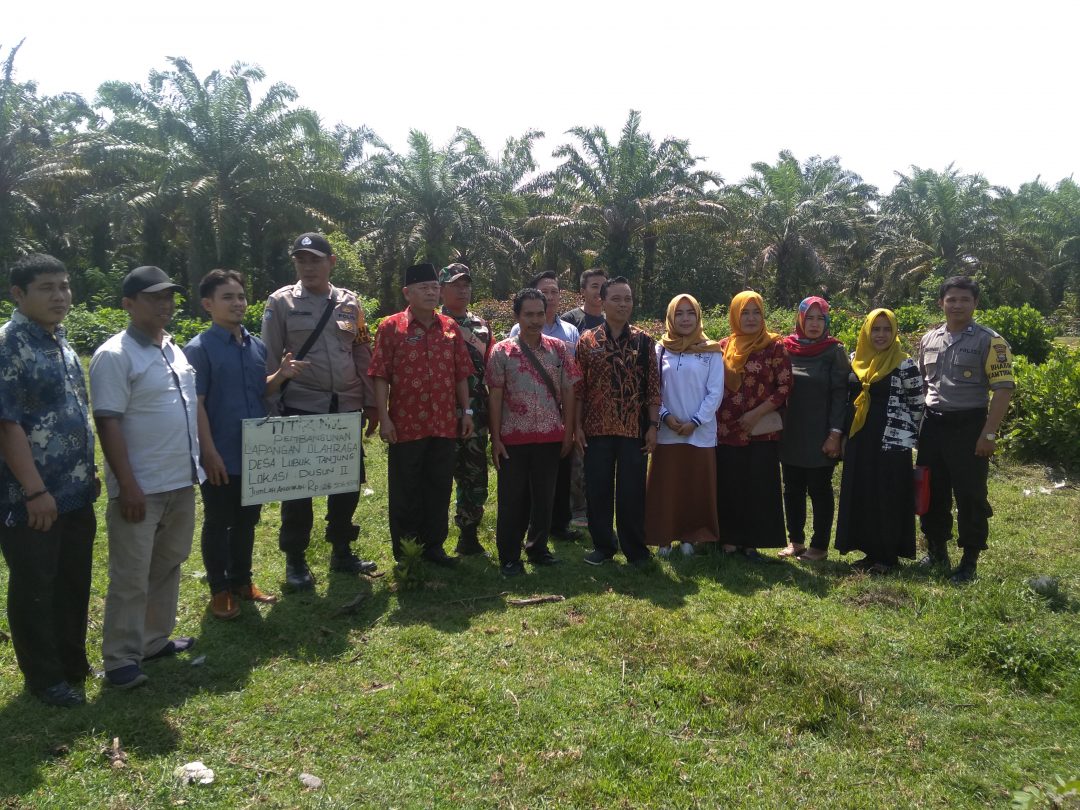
[1,443,1078,808]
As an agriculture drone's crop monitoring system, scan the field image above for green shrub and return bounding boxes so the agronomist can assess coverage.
[893,304,938,336]
[1002,346,1080,471]
[62,305,130,354]
[244,303,264,335]
[978,304,1058,364]
[169,316,208,347]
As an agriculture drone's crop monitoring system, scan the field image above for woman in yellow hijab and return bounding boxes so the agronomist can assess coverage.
[834,309,925,574]
[715,291,792,558]
[645,295,726,556]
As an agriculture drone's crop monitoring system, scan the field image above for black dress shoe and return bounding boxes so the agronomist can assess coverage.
[918,552,951,569]
[527,550,560,566]
[550,527,584,543]
[329,551,378,574]
[422,547,459,567]
[35,681,85,708]
[501,560,525,577]
[285,557,316,590]
[950,562,978,584]
[455,541,489,557]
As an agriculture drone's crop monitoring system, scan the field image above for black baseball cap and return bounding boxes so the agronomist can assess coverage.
[291,232,333,258]
[122,266,184,298]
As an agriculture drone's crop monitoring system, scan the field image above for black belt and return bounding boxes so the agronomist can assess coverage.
[925,407,986,424]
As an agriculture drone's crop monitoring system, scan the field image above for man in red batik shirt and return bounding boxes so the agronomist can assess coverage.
[369,263,475,566]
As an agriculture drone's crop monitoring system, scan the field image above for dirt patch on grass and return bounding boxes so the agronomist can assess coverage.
[842,586,913,610]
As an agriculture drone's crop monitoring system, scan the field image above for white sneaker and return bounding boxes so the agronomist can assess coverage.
[680,542,695,556]
[657,545,672,558]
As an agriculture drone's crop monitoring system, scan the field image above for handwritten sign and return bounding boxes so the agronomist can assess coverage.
[241,413,362,506]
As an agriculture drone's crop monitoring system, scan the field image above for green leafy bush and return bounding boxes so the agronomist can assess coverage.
[1002,346,1080,471]
[169,316,208,347]
[61,305,131,354]
[978,304,1058,364]
[244,303,264,335]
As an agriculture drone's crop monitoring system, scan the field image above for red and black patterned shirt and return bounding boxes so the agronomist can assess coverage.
[368,307,473,442]
[576,323,661,439]
[716,339,792,447]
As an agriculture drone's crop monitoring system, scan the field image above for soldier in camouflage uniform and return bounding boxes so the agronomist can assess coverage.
[439,264,493,555]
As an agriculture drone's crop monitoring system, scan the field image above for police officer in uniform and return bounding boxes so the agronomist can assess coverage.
[917,276,1015,583]
[262,232,379,589]
[439,263,492,555]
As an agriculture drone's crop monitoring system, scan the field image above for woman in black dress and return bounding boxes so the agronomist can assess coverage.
[835,309,924,573]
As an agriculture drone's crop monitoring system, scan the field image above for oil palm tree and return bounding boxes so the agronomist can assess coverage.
[95,57,344,301]
[730,151,877,307]
[871,165,995,303]
[529,110,723,312]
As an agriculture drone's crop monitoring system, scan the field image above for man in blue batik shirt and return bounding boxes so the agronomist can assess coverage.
[0,254,99,708]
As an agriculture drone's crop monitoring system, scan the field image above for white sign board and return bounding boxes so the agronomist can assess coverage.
[241,413,362,506]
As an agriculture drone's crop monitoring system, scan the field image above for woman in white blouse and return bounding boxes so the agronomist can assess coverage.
[644,294,726,556]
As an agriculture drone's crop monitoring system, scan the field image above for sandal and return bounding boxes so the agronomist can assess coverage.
[778,544,805,558]
[797,548,827,562]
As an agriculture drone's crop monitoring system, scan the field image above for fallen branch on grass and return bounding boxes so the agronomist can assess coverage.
[507,595,566,607]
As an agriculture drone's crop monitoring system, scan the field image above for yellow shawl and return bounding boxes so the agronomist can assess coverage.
[849,308,907,437]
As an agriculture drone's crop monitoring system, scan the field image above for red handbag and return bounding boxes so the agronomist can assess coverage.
[913,465,931,515]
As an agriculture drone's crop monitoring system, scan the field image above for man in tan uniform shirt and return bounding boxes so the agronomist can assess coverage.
[917,275,1015,584]
[262,232,379,590]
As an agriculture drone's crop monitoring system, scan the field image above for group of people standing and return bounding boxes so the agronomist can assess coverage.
[642,284,1013,584]
[0,232,1015,709]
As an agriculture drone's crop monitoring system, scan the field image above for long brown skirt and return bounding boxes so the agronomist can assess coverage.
[644,443,720,546]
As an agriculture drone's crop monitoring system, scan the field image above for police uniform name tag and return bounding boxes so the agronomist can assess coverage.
[241,413,362,505]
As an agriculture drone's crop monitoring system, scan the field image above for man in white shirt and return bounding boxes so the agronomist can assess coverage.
[90,266,204,689]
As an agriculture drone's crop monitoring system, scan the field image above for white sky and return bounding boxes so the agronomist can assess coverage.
[7,0,1077,192]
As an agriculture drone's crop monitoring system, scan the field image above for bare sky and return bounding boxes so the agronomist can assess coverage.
[8,0,1077,192]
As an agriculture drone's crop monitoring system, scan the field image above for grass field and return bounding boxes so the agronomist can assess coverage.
[0,439,1077,809]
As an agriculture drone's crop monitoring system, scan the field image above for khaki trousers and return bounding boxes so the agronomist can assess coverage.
[102,487,195,671]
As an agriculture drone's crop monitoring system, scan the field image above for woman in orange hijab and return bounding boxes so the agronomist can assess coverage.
[715,291,792,558]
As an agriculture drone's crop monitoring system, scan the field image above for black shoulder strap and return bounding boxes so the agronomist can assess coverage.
[518,337,560,406]
[279,295,336,403]
[295,295,337,361]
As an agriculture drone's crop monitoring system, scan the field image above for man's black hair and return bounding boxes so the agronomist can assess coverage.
[9,253,67,291]
[512,288,547,316]
[938,275,980,300]
[199,269,246,300]
[599,275,631,300]
[528,270,558,289]
[579,267,608,292]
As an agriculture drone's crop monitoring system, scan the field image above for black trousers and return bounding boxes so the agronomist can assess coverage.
[0,505,95,691]
[387,437,457,559]
[495,442,562,564]
[278,406,366,556]
[200,476,262,592]
[782,463,836,550]
[551,453,573,533]
[917,409,992,551]
[584,435,649,562]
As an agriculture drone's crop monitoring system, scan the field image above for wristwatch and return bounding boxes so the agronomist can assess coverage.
[984,432,997,441]
[464,408,474,416]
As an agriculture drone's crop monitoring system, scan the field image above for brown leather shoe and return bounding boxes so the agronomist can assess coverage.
[210,590,240,620]
[234,583,279,604]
